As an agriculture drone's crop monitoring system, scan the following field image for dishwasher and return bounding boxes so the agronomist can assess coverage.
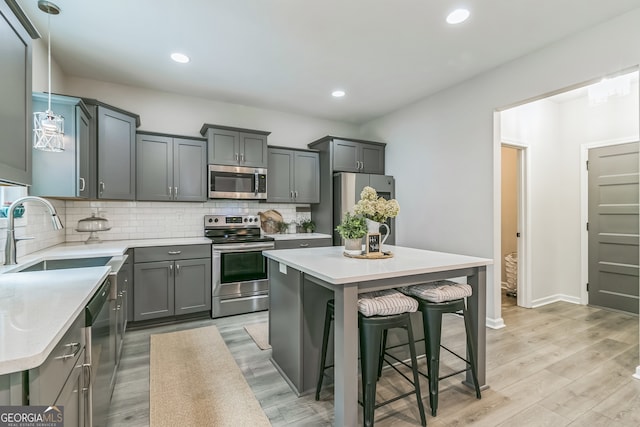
[85,275,115,427]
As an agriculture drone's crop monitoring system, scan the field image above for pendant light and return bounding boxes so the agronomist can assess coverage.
[33,0,64,152]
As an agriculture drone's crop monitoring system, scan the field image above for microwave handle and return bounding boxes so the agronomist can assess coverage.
[255,172,259,195]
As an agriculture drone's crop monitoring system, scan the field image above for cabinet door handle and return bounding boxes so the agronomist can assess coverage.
[234,153,239,161]
[290,191,294,199]
[176,264,180,275]
[294,191,298,198]
[299,243,309,248]
[168,186,172,196]
[169,264,173,276]
[168,250,182,255]
[55,342,81,360]
[240,153,245,163]
[79,177,86,191]
[174,187,178,198]
[99,181,105,195]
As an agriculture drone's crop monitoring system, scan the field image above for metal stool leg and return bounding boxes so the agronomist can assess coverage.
[315,300,334,401]
[423,306,443,417]
[462,303,481,399]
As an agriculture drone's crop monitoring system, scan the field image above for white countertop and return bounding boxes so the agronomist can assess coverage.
[264,233,332,241]
[263,245,493,285]
[0,237,212,375]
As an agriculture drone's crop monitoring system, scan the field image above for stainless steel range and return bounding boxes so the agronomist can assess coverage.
[205,214,275,318]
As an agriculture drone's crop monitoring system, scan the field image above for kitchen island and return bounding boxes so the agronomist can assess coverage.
[264,244,492,427]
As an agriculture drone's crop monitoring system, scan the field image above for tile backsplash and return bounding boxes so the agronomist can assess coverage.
[0,198,311,262]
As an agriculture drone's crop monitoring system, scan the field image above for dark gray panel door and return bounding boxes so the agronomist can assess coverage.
[206,128,239,165]
[588,142,639,314]
[267,148,293,202]
[174,138,206,201]
[136,133,172,201]
[361,144,385,174]
[333,139,359,172]
[0,3,31,186]
[240,132,268,167]
[133,261,174,321]
[97,106,136,200]
[293,151,320,203]
[77,106,91,198]
[174,258,211,315]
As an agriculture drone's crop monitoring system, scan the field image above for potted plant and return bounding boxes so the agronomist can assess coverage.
[299,219,316,233]
[275,221,289,234]
[336,212,367,255]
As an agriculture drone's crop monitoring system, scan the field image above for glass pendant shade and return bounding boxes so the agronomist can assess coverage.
[33,109,64,151]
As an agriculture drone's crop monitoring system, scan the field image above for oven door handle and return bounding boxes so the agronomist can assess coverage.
[212,243,275,253]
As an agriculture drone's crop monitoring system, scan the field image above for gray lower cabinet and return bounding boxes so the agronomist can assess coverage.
[267,147,320,203]
[274,237,332,250]
[200,123,269,168]
[133,245,211,321]
[0,1,32,186]
[28,312,86,426]
[31,93,92,198]
[136,132,206,201]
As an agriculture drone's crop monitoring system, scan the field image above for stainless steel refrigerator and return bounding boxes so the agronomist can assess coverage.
[332,172,396,246]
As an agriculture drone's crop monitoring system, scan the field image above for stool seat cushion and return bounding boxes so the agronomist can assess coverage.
[399,280,472,303]
[358,289,418,317]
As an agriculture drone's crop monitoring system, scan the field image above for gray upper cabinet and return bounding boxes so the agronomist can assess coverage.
[200,123,269,168]
[31,94,91,198]
[267,147,319,203]
[97,106,136,199]
[82,100,139,200]
[331,138,385,174]
[136,132,206,202]
[0,2,33,186]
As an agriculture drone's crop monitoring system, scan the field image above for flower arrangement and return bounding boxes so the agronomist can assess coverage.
[353,186,400,223]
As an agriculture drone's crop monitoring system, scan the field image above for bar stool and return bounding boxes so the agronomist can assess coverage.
[315,290,427,427]
[399,280,481,417]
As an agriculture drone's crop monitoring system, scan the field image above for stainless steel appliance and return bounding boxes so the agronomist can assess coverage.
[333,172,396,246]
[208,164,268,199]
[205,214,275,318]
[85,276,114,427]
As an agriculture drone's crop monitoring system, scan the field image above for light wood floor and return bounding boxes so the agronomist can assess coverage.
[107,295,640,426]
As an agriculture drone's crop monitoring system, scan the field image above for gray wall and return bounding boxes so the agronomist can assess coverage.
[359,9,640,325]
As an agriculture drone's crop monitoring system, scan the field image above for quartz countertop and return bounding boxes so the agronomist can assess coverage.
[263,245,493,285]
[0,237,212,375]
[264,233,332,240]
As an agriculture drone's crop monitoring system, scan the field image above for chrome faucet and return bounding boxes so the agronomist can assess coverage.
[4,196,64,265]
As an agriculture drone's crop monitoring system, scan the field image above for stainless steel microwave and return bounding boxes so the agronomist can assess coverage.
[208,164,267,199]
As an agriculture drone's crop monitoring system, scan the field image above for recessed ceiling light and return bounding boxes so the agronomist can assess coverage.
[332,90,346,98]
[170,52,190,64]
[446,8,470,24]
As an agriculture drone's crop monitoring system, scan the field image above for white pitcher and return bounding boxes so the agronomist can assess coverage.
[365,218,389,247]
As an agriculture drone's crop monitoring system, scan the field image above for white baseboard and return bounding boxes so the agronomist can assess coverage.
[633,366,640,380]
[486,317,505,329]
[531,294,581,308]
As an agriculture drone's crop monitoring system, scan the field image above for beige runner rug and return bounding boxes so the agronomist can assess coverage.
[150,325,271,427]
[243,322,271,350]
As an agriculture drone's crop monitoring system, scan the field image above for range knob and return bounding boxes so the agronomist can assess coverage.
[244,218,248,222]
[208,218,213,223]
[214,218,219,223]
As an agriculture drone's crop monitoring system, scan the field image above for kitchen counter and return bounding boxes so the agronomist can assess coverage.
[264,232,331,240]
[0,237,212,375]
[264,244,492,427]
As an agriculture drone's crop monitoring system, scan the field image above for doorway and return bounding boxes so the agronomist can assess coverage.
[500,143,530,309]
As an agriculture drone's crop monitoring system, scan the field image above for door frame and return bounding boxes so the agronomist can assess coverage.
[580,136,639,305]
[500,139,532,309]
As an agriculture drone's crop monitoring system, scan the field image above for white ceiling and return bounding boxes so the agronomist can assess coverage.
[15,0,640,124]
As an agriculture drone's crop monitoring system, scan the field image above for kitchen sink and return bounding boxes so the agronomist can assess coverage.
[16,257,113,272]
